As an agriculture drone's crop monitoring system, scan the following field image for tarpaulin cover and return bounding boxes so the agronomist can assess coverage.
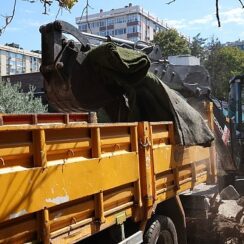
[73,42,214,146]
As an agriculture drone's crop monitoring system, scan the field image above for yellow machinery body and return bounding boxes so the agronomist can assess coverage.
[0,109,216,243]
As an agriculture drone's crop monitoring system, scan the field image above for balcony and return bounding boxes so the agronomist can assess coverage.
[127,32,140,38]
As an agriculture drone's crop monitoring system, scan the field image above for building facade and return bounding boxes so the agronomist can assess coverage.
[224,40,244,50]
[0,44,41,76]
[76,3,167,43]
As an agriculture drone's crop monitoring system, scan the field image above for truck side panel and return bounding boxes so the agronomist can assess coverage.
[0,115,215,243]
[0,122,141,243]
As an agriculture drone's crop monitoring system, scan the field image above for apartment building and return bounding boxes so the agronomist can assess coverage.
[224,40,244,50]
[0,44,41,76]
[76,3,167,43]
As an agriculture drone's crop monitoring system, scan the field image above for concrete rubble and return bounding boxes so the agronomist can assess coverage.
[184,184,244,244]
[217,200,243,221]
[212,186,244,244]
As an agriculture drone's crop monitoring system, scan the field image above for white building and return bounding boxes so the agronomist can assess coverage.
[76,3,167,43]
[0,44,41,76]
[168,55,200,66]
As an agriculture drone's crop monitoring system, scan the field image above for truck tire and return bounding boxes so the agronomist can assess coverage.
[143,215,178,244]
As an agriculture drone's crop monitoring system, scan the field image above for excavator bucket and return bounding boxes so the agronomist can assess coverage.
[40,20,117,113]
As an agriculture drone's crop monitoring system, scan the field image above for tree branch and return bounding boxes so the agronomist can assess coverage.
[166,0,175,4]
[0,0,17,36]
[216,0,221,27]
[238,0,244,8]
[80,0,93,33]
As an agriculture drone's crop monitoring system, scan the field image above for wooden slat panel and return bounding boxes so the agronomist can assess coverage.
[45,128,90,142]
[103,184,134,211]
[100,126,130,138]
[49,197,94,233]
[100,136,130,146]
[0,214,37,242]
[151,123,170,146]
[0,145,32,157]
[153,145,174,173]
[46,140,91,152]
[0,113,89,125]
[0,153,139,222]
[0,131,32,145]
[155,172,174,191]
[174,146,210,166]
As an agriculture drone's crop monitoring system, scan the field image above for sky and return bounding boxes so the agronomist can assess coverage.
[1,0,244,51]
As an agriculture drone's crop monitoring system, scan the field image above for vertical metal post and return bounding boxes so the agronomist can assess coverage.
[138,122,155,219]
[91,127,101,158]
[43,208,50,244]
[94,191,105,224]
[120,223,125,240]
[91,127,105,223]
[32,129,47,168]
[206,101,217,184]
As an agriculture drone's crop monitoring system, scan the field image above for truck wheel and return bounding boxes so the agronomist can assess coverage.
[144,215,178,244]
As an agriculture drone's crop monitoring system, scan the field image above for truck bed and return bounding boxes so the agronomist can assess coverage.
[0,113,215,243]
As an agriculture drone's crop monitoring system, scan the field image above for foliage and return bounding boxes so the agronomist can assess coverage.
[153,28,190,58]
[204,40,244,99]
[59,0,78,10]
[0,0,79,35]
[190,33,207,63]
[28,0,78,11]
[0,80,48,113]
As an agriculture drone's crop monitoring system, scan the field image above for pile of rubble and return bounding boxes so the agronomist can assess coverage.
[182,184,244,244]
[210,185,244,243]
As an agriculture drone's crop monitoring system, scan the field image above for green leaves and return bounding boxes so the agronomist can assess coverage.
[190,33,208,63]
[153,28,190,58]
[59,0,78,10]
[0,80,48,113]
[205,43,244,100]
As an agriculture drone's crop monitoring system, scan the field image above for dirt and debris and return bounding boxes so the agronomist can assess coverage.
[185,184,244,244]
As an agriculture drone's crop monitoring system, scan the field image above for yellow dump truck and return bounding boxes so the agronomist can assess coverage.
[0,109,216,243]
[0,20,216,243]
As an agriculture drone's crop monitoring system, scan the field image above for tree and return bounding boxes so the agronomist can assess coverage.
[204,42,244,99]
[190,33,207,63]
[0,80,48,113]
[153,28,190,58]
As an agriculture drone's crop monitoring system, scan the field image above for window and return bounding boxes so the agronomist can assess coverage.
[90,21,100,28]
[99,31,106,36]
[114,28,126,35]
[127,14,140,23]
[80,23,87,31]
[107,18,114,26]
[16,54,23,59]
[106,30,114,36]
[115,16,127,24]
[9,52,15,59]
[89,22,94,28]
[9,60,15,66]
[100,20,106,27]
[127,25,140,34]
[30,56,39,72]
